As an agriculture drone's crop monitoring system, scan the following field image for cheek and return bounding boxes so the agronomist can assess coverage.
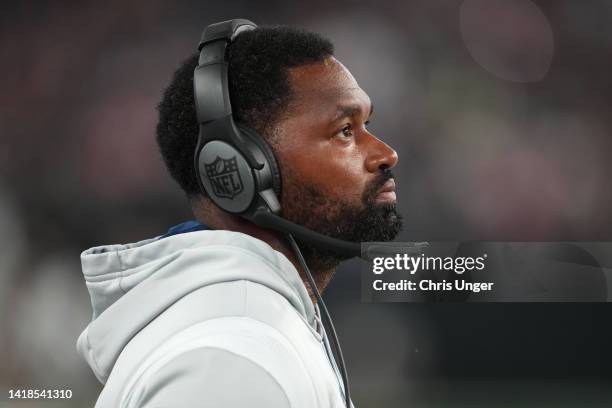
[281,147,367,201]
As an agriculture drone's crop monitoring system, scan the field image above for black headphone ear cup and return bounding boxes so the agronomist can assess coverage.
[237,125,282,196]
[196,140,256,213]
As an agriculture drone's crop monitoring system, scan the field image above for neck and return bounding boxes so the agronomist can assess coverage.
[192,199,336,304]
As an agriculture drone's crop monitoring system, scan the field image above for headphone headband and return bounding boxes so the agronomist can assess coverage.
[194,19,257,124]
[198,19,256,51]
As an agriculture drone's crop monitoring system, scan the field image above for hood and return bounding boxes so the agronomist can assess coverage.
[76,226,315,384]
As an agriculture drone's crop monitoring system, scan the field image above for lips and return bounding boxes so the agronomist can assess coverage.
[375,179,397,203]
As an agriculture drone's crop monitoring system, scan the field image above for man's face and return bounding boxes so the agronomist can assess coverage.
[272,57,402,267]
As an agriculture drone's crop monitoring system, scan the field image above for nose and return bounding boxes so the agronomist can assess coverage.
[364,135,399,173]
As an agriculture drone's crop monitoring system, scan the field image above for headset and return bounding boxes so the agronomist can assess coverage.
[193,19,352,407]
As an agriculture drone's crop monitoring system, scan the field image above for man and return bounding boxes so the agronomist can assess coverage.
[77,22,401,407]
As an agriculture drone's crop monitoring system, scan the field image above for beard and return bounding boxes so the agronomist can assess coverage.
[280,169,403,272]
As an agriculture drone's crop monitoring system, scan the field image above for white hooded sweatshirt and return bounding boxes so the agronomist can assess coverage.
[76,223,352,407]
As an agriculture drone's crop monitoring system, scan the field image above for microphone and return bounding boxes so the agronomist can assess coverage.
[251,210,362,258]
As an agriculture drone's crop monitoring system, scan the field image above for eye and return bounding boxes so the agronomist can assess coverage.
[338,124,354,138]
[364,120,371,129]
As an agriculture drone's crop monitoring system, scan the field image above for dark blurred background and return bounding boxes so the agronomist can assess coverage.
[1,0,612,406]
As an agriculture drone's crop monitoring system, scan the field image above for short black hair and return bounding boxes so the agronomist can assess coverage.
[156,25,334,198]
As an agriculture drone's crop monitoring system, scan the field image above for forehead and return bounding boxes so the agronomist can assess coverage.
[286,57,371,115]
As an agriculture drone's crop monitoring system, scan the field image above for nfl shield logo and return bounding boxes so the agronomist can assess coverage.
[204,156,244,199]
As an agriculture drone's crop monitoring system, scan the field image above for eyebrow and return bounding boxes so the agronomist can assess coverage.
[332,102,374,122]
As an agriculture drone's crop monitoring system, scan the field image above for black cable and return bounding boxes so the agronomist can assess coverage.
[286,233,351,408]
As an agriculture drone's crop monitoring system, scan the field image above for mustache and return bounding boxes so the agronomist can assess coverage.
[363,169,395,204]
